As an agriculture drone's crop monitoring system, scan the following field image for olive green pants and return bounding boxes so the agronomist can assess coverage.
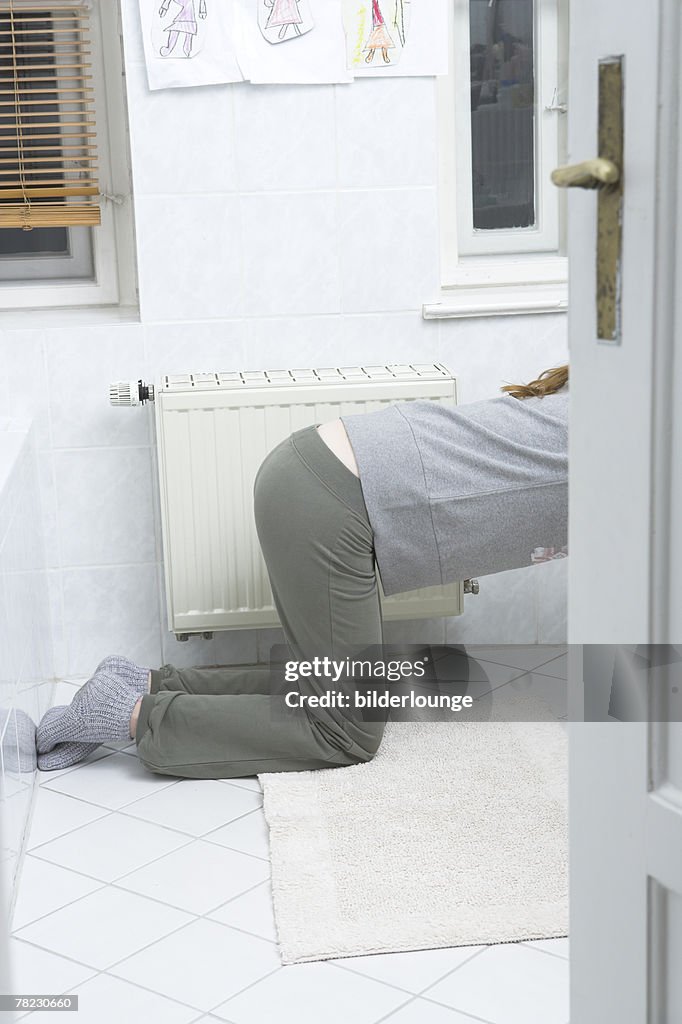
[135,424,386,779]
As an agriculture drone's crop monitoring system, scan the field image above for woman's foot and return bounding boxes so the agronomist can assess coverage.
[36,659,151,771]
[36,712,100,772]
[36,669,140,752]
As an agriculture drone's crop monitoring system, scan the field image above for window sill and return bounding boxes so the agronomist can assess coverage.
[0,304,141,331]
[423,281,568,320]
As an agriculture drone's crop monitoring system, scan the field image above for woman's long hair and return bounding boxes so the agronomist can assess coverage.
[500,364,569,400]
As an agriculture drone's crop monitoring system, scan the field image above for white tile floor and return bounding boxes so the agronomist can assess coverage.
[9,649,570,1024]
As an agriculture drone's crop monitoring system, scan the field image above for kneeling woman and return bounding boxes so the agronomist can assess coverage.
[35,365,569,777]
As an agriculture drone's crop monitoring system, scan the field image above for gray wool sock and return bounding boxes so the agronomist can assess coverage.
[36,669,141,754]
[95,655,150,695]
[35,657,150,772]
[36,710,99,772]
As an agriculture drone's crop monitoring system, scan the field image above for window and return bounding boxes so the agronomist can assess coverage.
[0,0,135,309]
[426,0,568,319]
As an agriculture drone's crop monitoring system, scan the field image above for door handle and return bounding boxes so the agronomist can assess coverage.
[550,157,620,190]
[550,56,624,342]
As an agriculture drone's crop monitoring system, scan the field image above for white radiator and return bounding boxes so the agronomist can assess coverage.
[142,364,462,638]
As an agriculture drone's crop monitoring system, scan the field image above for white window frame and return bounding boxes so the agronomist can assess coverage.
[0,1,136,311]
[424,0,569,320]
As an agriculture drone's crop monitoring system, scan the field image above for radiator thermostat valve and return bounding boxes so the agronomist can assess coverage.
[109,379,155,407]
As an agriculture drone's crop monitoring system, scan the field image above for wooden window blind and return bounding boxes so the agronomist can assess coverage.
[0,0,100,230]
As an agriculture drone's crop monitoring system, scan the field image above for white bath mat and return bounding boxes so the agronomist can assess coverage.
[260,704,568,964]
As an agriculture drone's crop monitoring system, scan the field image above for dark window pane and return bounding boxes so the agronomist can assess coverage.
[0,227,68,257]
[469,0,535,230]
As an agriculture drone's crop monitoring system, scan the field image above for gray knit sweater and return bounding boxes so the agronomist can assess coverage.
[341,389,568,597]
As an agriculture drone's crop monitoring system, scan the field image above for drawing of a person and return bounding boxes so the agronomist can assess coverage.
[363,0,395,64]
[159,0,207,58]
[264,0,303,41]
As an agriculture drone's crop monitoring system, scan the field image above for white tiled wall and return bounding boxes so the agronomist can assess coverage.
[0,3,569,679]
[0,421,54,914]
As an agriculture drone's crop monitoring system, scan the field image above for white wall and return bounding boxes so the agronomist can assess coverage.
[0,1,569,679]
[0,422,52,914]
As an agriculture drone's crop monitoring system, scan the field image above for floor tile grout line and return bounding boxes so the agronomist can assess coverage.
[418,993,498,1023]
[203,966,284,1018]
[38,753,116,783]
[28,782,117,819]
[327,943,490,1002]
[16,942,227,1022]
[194,801,265,836]
[15,893,280,987]
[106,866,271,916]
[25,797,200,858]
[26,825,198,890]
[201,878,277,940]
[495,666,567,685]
[199,920,277,947]
[354,991,416,1024]
[15,824,212,925]
[10,852,112,914]
[414,945,490,1001]
[18,811,274,933]
[10,881,111,935]
[10,943,211,1022]
[513,651,568,674]
[34,735,260,820]
[469,663,539,693]
[198,836,269,862]
[10,932,107,977]
[42,772,181,812]
[525,669,569,682]
[25,807,117,855]
[29,803,266,898]
[101,962,247,1019]
[14,867,287,1014]
[38,747,121,784]
[414,941,570,1022]
[469,649,567,674]
[482,675,567,719]
[107,928,282,1018]
[329,959,444,1000]
[10,860,195,933]
[105,873,280,939]
[115,801,265,847]
[188,1016,233,1024]
[520,940,569,961]
[80,913,206,976]
[222,783,263,795]
[40,753,179,798]
[110,813,272,868]
[200,876,271,912]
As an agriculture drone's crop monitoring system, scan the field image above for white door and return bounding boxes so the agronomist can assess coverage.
[565,0,682,1020]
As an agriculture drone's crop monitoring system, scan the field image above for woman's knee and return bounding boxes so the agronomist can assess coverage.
[136,751,174,777]
[352,720,386,764]
[353,743,380,765]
